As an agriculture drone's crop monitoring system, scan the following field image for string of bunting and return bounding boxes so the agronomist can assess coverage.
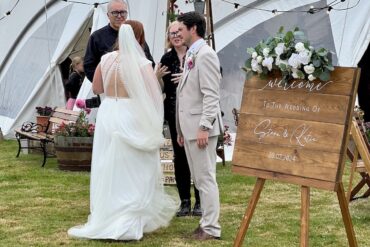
[0,0,108,22]
[220,0,360,14]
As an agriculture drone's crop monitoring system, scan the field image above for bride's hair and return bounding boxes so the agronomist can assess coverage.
[124,20,145,47]
[112,20,145,51]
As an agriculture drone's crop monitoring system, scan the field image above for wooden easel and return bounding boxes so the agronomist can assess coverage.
[233,179,357,247]
[232,67,361,247]
[347,118,370,202]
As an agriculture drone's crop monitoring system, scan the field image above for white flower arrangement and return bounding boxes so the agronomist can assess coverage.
[243,27,334,83]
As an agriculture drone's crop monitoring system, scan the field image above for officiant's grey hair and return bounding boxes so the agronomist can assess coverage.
[107,0,128,12]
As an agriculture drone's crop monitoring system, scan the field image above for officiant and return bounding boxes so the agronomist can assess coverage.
[83,0,154,83]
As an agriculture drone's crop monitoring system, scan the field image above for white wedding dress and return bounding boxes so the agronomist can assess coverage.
[68,25,177,241]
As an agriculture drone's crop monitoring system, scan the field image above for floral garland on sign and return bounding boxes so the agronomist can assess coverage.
[243,27,334,83]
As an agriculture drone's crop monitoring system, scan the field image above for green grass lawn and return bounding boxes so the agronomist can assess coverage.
[0,139,369,246]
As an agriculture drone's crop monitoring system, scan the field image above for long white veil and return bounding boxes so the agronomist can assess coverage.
[118,24,164,150]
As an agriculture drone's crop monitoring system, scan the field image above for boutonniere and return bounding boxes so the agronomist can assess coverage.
[186,53,196,70]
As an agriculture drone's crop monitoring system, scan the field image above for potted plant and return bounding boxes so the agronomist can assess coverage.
[36,106,53,116]
[35,106,53,132]
[54,109,95,171]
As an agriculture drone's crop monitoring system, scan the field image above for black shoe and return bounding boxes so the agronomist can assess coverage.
[192,202,202,216]
[176,199,191,217]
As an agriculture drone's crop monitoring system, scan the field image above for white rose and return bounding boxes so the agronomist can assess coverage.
[262,57,274,71]
[257,56,263,63]
[251,59,261,73]
[252,52,258,59]
[256,66,263,73]
[263,48,270,57]
[288,53,301,69]
[308,74,316,81]
[295,42,305,52]
[274,43,286,56]
[303,64,315,74]
[275,57,281,66]
[298,51,310,65]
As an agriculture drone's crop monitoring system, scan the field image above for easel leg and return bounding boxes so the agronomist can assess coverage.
[233,178,265,247]
[300,186,310,247]
[347,149,359,203]
[337,182,358,247]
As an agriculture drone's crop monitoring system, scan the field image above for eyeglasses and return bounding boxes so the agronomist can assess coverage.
[168,31,179,38]
[110,10,128,18]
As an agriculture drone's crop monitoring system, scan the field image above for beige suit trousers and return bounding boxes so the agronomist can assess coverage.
[183,136,221,237]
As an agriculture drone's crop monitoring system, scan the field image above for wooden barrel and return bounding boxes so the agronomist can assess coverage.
[54,136,93,171]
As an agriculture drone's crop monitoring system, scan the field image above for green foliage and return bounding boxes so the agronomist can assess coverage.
[167,12,178,22]
[243,26,335,83]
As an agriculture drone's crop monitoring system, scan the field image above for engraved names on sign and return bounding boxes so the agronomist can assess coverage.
[160,138,176,185]
[232,67,360,191]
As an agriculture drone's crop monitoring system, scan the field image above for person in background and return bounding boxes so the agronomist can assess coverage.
[65,56,85,110]
[156,21,201,217]
[83,0,154,82]
[176,11,223,240]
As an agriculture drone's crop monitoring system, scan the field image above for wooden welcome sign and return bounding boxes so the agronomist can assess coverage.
[232,67,360,247]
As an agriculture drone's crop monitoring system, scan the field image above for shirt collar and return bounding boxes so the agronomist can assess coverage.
[187,38,206,56]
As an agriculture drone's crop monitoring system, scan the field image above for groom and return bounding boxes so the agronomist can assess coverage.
[176,12,223,240]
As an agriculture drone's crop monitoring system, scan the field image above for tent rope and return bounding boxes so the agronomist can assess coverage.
[43,0,53,73]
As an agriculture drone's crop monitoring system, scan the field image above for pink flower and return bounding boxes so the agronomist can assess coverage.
[88,124,95,135]
[188,60,194,70]
[186,55,195,70]
[75,99,86,109]
[84,108,91,114]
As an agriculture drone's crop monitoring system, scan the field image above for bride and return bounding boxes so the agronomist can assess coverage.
[68,24,178,241]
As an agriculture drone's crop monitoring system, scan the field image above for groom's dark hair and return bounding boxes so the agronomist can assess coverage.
[177,11,206,38]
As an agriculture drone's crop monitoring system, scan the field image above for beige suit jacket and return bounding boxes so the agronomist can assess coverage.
[176,43,223,140]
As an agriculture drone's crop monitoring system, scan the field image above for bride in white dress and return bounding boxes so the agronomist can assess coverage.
[68,24,178,241]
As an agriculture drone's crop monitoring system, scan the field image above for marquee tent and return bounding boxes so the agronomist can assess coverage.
[0,0,369,138]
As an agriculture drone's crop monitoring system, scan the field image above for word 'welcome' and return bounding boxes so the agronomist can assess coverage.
[260,78,332,92]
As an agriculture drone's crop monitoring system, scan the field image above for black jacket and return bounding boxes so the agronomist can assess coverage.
[84,24,154,81]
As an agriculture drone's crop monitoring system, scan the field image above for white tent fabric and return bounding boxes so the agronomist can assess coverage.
[0,2,92,138]
[1,0,369,138]
[0,0,166,138]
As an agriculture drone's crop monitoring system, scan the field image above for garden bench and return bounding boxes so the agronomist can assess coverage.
[346,117,370,202]
[14,107,80,167]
